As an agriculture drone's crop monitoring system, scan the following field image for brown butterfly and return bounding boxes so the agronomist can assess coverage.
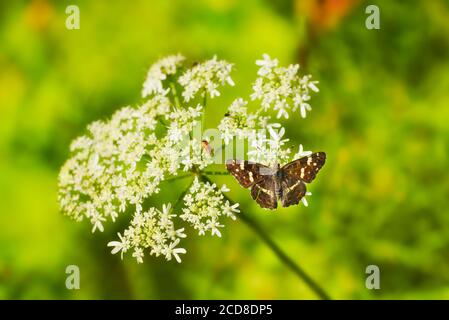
[226,152,326,209]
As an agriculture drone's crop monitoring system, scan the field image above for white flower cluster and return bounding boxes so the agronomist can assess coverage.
[218,100,299,166]
[107,204,187,263]
[251,54,319,119]
[58,96,171,233]
[247,124,291,166]
[59,54,320,264]
[179,138,214,171]
[142,54,185,98]
[59,55,236,263]
[178,56,234,101]
[181,177,239,237]
[218,54,319,167]
[218,98,258,145]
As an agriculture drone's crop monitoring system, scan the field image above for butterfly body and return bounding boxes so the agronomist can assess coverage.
[226,152,326,210]
[273,164,284,198]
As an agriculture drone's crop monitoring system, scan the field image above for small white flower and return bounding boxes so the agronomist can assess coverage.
[107,233,128,259]
[274,100,290,119]
[108,241,124,254]
[132,247,144,263]
[222,201,240,220]
[300,102,311,119]
[175,228,187,238]
[208,220,224,237]
[308,81,319,92]
[163,238,187,263]
[91,215,106,233]
[255,54,278,76]
[218,98,256,145]
[142,54,185,98]
[246,124,291,166]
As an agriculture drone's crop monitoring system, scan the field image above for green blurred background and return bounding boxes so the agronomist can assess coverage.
[1,0,449,299]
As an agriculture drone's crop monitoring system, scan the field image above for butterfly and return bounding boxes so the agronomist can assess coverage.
[226,152,326,209]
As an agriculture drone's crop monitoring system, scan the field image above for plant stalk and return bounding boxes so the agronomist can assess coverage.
[200,174,331,300]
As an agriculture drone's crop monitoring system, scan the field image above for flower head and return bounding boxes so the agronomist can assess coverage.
[107,204,187,263]
[246,123,291,166]
[59,54,321,264]
[218,98,257,144]
[251,54,319,119]
[58,96,171,233]
[142,54,185,98]
[180,177,239,237]
[178,56,234,102]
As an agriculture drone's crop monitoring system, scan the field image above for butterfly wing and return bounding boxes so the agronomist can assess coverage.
[226,160,270,188]
[280,176,307,207]
[251,176,278,209]
[281,152,326,183]
[227,153,325,210]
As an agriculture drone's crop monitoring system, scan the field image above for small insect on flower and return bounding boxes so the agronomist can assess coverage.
[226,152,326,209]
[201,140,214,156]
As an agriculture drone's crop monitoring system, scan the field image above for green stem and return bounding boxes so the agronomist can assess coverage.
[202,92,207,130]
[170,82,181,108]
[157,116,168,128]
[164,173,193,183]
[200,174,331,300]
[173,177,194,210]
[237,209,331,300]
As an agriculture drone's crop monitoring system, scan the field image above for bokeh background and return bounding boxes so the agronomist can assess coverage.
[1,0,449,299]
